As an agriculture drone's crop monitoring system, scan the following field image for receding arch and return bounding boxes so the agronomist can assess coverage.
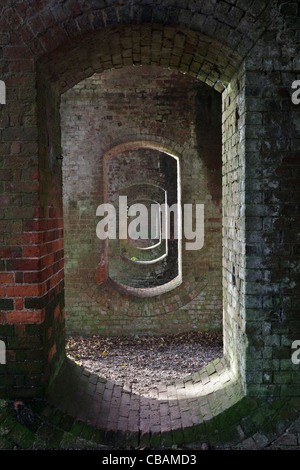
[102,141,182,297]
[38,30,234,384]
[36,19,245,443]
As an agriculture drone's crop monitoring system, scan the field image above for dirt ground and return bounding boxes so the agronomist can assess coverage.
[65,330,223,395]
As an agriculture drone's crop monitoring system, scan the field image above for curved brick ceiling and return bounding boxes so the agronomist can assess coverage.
[38,24,242,93]
[2,0,277,92]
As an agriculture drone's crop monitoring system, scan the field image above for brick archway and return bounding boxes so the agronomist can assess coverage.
[0,18,265,396]
[35,23,245,391]
[1,0,299,449]
[101,140,182,298]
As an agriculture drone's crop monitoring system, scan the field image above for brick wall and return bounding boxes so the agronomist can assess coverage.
[242,48,300,397]
[0,0,298,401]
[222,65,247,387]
[61,66,223,336]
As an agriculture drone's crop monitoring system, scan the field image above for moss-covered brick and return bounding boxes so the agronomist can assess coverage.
[181,425,197,444]
[0,437,14,449]
[80,424,94,441]
[139,431,151,447]
[57,414,75,433]
[46,429,64,449]
[157,431,173,448]
[91,428,106,445]
[32,423,56,449]
[171,428,185,446]
[70,420,85,437]
[7,422,35,449]
[0,416,15,437]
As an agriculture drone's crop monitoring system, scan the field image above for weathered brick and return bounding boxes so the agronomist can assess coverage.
[0,299,14,311]
[0,273,14,284]
[60,66,222,336]
[6,310,44,324]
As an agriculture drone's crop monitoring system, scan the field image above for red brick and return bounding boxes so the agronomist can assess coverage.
[20,233,41,245]
[54,304,60,320]
[3,46,32,60]
[15,324,25,335]
[5,181,39,193]
[48,342,56,362]
[15,298,24,310]
[0,247,12,258]
[40,253,54,269]
[49,270,64,289]
[22,220,40,231]
[7,350,16,361]
[23,271,40,284]
[23,245,40,257]
[39,9,56,29]
[6,284,40,297]
[18,24,35,43]
[15,272,23,284]
[9,59,35,73]
[28,15,45,36]
[0,169,13,180]
[40,31,57,53]
[9,258,40,271]
[0,273,14,284]
[6,310,44,324]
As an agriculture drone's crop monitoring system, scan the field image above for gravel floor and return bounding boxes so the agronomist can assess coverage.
[66,331,223,395]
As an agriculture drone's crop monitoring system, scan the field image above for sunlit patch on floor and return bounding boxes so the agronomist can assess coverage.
[65,331,223,395]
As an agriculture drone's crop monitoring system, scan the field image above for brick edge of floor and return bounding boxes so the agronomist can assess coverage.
[0,356,300,450]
